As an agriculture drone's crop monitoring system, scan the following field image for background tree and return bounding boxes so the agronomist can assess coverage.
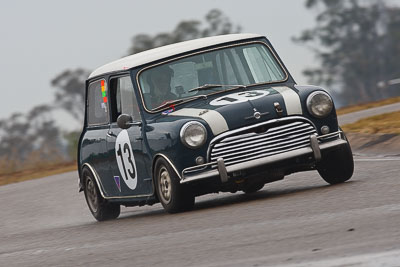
[49,9,240,127]
[0,8,241,172]
[51,68,90,124]
[128,9,241,54]
[49,8,241,161]
[0,105,64,172]
[294,0,400,105]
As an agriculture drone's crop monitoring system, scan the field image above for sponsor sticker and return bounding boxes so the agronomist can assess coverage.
[162,108,174,115]
[114,176,121,192]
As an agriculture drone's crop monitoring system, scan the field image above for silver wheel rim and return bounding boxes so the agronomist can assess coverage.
[86,176,98,212]
[159,166,172,204]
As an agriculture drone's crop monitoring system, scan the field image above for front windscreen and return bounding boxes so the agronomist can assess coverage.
[138,42,287,111]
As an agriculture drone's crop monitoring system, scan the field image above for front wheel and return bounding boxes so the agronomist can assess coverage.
[83,168,120,221]
[154,158,194,213]
[317,135,354,185]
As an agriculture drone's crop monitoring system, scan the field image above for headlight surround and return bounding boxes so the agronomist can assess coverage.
[180,121,207,148]
[306,91,333,118]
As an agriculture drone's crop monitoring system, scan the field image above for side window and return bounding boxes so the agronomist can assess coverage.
[110,76,141,122]
[87,79,109,125]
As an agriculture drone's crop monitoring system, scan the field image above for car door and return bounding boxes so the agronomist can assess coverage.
[106,75,153,197]
[83,78,115,197]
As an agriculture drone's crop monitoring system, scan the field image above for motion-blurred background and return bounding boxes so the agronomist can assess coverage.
[1,0,399,182]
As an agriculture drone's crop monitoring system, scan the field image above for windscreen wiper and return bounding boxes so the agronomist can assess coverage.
[188,84,247,92]
[152,94,209,111]
[153,99,185,111]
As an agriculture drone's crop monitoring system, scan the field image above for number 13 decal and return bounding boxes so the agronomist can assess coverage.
[115,130,137,190]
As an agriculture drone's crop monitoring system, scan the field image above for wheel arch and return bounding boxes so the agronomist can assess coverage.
[80,163,108,199]
[152,153,182,180]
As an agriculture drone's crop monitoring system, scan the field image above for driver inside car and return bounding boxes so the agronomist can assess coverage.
[144,66,177,109]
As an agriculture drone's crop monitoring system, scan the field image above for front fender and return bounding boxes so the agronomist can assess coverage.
[295,85,339,134]
[146,117,213,178]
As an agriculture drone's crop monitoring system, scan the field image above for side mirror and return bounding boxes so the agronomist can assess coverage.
[117,114,133,129]
[117,114,143,129]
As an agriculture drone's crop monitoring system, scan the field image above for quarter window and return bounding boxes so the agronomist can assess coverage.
[87,79,109,125]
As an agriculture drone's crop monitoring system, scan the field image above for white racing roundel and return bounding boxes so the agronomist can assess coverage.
[210,90,270,106]
[115,130,137,190]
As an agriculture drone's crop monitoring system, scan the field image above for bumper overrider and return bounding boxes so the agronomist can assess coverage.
[180,118,348,184]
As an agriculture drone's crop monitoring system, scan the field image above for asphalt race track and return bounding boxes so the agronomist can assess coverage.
[1,105,400,266]
[1,153,400,266]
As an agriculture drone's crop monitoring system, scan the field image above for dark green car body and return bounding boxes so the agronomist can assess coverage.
[78,34,353,217]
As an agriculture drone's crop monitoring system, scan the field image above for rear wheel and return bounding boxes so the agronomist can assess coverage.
[83,168,120,221]
[154,158,194,213]
[317,134,354,185]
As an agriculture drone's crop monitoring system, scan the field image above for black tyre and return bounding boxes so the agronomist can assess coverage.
[82,168,120,221]
[154,158,195,213]
[317,134,354,185]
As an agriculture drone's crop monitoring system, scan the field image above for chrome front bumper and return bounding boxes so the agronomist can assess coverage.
[180,131,347,184]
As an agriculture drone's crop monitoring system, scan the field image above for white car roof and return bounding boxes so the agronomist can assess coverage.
[88,33,263,79]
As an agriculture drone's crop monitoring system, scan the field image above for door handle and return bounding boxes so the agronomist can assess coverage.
[107,131,117,138]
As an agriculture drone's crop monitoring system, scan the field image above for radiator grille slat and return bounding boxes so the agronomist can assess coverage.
[209,120,317,167]
[212,127,315,154]
[215,122,311,147]
[211,133,313,159]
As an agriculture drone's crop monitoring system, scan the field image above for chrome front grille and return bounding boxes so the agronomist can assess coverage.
[210,120,317,166]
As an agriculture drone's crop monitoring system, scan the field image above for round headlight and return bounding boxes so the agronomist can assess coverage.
[180,121,207,148]
[306,91,333,118]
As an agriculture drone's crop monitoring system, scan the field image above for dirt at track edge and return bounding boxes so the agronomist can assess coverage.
[346,132,400,157]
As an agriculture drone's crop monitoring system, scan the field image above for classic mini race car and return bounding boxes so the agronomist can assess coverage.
[78,33,354,221]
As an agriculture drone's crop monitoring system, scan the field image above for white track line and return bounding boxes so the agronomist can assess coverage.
[354,158,400,161]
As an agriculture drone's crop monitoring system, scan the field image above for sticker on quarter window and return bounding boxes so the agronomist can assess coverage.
[115,130,137,190]
[100,80,108,113]
[210,90,269,106]
[101,80,108,103]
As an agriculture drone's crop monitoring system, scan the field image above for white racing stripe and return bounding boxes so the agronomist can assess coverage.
[168,108,229,135]
[273,86,302,115]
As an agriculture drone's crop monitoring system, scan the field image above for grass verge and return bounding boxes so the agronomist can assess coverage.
[336,96,400,115]
[342,111,400,134]
[0,162,77,186]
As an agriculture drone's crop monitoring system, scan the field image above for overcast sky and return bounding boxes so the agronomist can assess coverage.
[0,0,317,127]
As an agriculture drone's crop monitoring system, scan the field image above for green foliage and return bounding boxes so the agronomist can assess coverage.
[127,9,241,55]
[295,0,400,105]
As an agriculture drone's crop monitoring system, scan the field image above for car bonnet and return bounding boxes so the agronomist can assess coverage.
[164,86,303,136]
